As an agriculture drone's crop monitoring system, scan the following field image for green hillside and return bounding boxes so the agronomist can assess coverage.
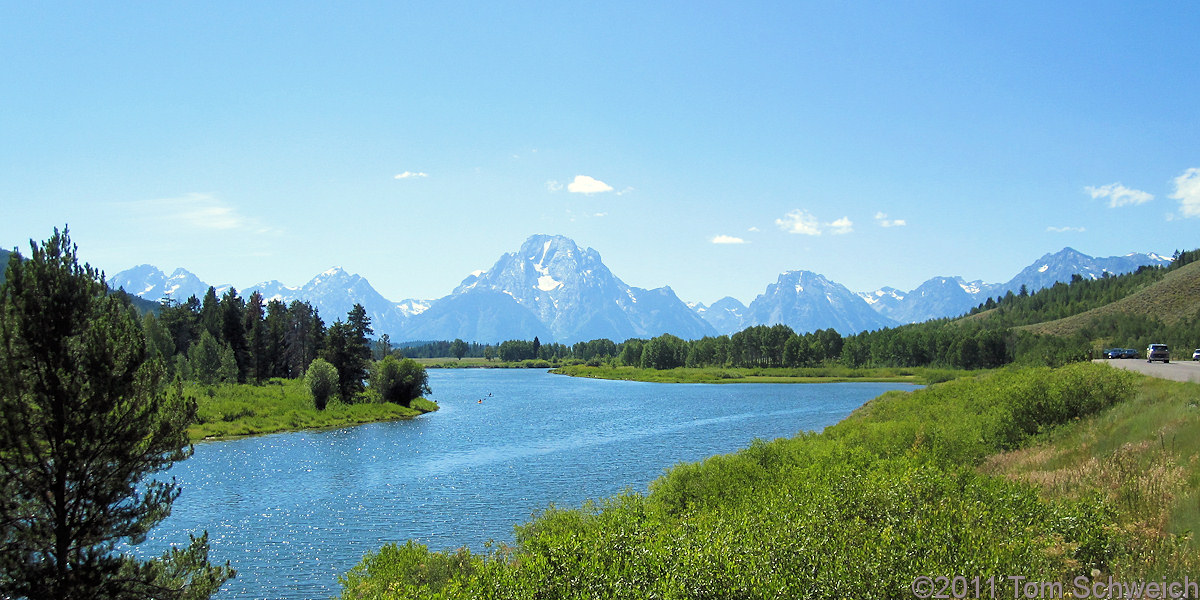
[1024,259,1200,336]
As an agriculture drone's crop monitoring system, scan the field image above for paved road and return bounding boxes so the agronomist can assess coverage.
[1094,358,1200,383]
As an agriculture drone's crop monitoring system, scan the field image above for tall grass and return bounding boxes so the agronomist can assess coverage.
[339,363,1169,599]
[982,376,1200,579]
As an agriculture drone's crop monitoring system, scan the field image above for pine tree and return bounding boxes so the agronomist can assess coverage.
[243,291,268,383]
[220,288,249,383]
[0,228,232,599]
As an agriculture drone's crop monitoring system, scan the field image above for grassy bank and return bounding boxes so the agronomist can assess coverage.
[340,363,1196,599]
[413,357,559,369]
[188,378,437,441]
[550,363,967,385]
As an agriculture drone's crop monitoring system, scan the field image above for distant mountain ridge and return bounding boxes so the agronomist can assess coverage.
[108,241,1173,344]
[856,248,1172,324]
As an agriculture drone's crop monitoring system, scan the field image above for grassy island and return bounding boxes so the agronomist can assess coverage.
[550,363,966,385]
[340,363,1199,599]
[187,378,438,441]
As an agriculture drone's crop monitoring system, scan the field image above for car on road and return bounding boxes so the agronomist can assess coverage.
[1103,348,1124,359]
[1121,348,1139,359]
[1147,344,1170,363]
[1193,348,1200,361]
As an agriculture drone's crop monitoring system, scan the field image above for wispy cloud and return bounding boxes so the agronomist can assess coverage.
[711,234,748,244]
[128,193,278,234]
[828,217,853,235]
[747,226,760,232]
[775,209,822,235]
[1170,167,1200,218]
[567,175,613,194]
[545,179,564,192]
[874,212,907,227]
[1046,226,1086,233]
[1085,182,1153,207]
[394,171,429,179]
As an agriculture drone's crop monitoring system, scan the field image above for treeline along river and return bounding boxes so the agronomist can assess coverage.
[141,369,919,599]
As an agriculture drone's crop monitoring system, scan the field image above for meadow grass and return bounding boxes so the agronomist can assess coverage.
[339,363,1192,599]
[187,378,437,441]
[980,375,1200,578]
[551,363,967,385]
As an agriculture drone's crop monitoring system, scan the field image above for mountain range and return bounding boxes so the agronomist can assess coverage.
[106,238,1173,343]
[855,248,1172,326]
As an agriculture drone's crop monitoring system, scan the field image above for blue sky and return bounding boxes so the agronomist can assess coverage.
[2,2,1197,305]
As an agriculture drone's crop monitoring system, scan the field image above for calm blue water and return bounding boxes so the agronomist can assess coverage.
[143,369,917,599]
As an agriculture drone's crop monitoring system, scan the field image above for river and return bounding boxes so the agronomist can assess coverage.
[142,369,918,599]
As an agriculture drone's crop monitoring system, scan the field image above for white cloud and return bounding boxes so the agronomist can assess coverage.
[874,212,907,227]
[775,209,822,235]
[1046,226,1086,233]
[545,179,564,192]
[1169,167,1200,218]
[747,226,760,232]
[829,217,853,235]
[394,171,429,179]
[567,175,613,194]
[711,234,748,244]
[1084,182,1153,207]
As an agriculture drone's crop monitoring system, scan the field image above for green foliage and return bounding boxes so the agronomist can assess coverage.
[340,364,1144,599]
[449,338,468,360]
[369,356,431,407]
[0,229,232,599]
[305,358,339,410]
[638,333,688,369]
[188,378,436,440]
[187,330,238,385]
[323,306,374,402]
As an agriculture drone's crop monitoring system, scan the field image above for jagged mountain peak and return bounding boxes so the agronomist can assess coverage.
[748,269,897,335]
[416,234,714,343]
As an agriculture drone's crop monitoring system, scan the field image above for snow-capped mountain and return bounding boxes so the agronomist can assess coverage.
[110,264,429,338]
[108,265,225,303]
[110,241,1177,345]
[1001,248,1171,294]
[691,297,749,336]
[406,234,716,343]
[244,268,428,337]
[878,276,987,324]
[743,270,898,335]
[857,286,906,315]
[859,248,1173,323]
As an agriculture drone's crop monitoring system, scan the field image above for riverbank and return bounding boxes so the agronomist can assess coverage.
[550,363,966,385]
[340,363,1199,598]
[187,378,438,441]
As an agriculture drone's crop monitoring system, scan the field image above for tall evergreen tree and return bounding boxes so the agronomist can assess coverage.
[0,229,232,599]
[263,299,289,378]
[198,287,221,341]
[243,291,268,383]
[219,288,249,383]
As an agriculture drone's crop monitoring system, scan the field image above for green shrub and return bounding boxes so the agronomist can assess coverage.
[370,356,431,407]
[305,358,339,410]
